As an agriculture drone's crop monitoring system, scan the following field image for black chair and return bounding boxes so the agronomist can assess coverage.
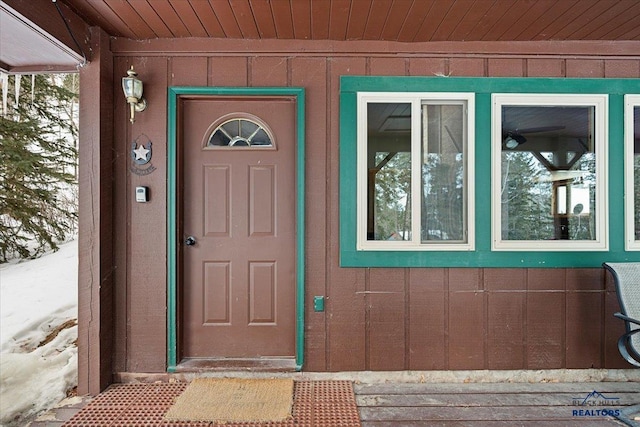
[603,262,640,367]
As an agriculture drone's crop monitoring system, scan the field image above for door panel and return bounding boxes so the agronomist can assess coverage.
[203,166,230,236]
[249,166,275,235]
[203,262,230,324]
[181,96,296,359]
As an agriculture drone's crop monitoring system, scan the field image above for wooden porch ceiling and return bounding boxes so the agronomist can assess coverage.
[63,0,640,42]
[3,0,640,73]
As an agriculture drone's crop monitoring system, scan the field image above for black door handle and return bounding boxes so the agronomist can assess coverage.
[185,236,196,246]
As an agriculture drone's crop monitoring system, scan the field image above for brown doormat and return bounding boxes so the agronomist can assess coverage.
[164,378,294,423]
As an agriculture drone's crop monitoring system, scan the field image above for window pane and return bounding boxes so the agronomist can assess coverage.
[635,106,640,241]
[241,120,259,138]
[500,105,596,241]
[209,128,232,146]
[207,118,273,147]
[250,129,271,146]
[421,103,466,242]
[367,103,412,240]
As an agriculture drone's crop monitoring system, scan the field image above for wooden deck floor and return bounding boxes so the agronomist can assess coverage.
[355,382,640,426]
[30,380,640,426]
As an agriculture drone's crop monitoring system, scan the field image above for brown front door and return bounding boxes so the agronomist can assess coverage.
[180,96,296,359]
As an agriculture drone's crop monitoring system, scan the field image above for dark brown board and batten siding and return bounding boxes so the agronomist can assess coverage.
[108,38,638,375]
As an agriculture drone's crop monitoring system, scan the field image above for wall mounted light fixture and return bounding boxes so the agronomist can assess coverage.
[122,66,147,123]
[504,132,526,149]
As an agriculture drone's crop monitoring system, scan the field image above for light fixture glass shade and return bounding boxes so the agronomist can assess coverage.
[122,67,143,99]
[122,77,143,99]
[505,136,519,149]
[122,66,146,123]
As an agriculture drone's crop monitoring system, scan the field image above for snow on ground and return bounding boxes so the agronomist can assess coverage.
[0,240,78,427]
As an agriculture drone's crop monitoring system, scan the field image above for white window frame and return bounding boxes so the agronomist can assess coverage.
[491,93,609,251]
[625,94,640,251]
[356,92,475,251]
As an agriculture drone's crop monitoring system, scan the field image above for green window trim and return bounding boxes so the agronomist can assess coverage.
[340,76,640,268]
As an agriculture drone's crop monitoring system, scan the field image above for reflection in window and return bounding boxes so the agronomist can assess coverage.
[492,94,608,250]
[422,103,465,242]
[360,93,474,250]
[634,106,640,242]
[626,96,640,250]
[208,117,273,147]
[367,102,412,241]
[501,105,595,241]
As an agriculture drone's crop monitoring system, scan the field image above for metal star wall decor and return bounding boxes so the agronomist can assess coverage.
[130,134,157,176]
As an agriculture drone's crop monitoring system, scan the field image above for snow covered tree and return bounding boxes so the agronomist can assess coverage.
[0,74,78,262]
[500,151,551,240]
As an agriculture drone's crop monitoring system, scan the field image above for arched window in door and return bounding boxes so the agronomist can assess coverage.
[206,114,275,148]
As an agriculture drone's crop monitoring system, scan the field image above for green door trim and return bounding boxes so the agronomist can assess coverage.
[167,87,306,372]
